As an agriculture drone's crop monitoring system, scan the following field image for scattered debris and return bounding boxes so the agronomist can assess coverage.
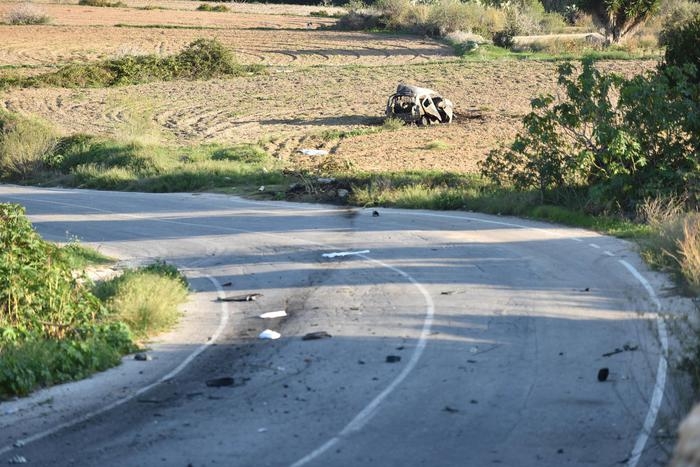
[299,149,329,156]
[582,287,590,292]
[222,281,232,287]
[386,355,402,363]
[322,250,370,259]
[302,331,332,341]
[372,211,380,217]
[470,400,478,404]
[134,352,152,361]
[358,360,365,365]
[257,427,268,433]
[602,344,639,357]
[258,186,265,192]
[259,329,281,340]
[441,291,455,295]
[206,377,235,388]
[219,293,263,302]
[260,310,288,319]
[12,441,24,448]
[597,368,610,382]
[469,347,479,354]
[443,405,459,413]
[557,449,564,454]
[7,455,27,464]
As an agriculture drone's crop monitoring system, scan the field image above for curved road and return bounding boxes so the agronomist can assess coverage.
[0,185,684,466]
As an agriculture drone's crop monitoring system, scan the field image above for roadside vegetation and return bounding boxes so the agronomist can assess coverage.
[0,203,189,398]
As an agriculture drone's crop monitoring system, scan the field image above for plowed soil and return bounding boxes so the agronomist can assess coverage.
[0,0,656,174]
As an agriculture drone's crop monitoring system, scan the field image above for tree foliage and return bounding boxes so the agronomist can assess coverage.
[480,57,700,211]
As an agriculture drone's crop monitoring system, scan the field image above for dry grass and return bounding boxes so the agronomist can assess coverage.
[4,2,50,24]
[679,214,700,294]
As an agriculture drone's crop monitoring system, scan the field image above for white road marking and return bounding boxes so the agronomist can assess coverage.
[619,260,668,467]
[0,276,230,457]
[589,243,601,249]
[322,250,370,258]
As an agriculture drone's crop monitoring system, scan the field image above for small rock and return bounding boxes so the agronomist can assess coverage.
[206,377,235,388]
[385,355,401,363]
[302,331,332,341]
[222,281,232,287]
[443,406,459,413]
[11,441,24,448]
[372,210,379,217]
[597,368,609,382]
[557,448,564,454]
[134,353,152,361]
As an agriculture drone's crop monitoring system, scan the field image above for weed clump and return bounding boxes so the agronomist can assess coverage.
[197,3,230,12]
[0,110,57,180]
[78,0,127,7]
[4,2,51,25]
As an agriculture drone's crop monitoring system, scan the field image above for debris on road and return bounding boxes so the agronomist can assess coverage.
[372,211,380,217]
[386,355,401,363]
[134,353,152,361]
[257,427,268,433]
[302,331,332,341]
[299,149,328,156]
[597,368,609,382]
[7,455,27,464]
[602,343,638,357]
[206,377,235,388]
[222,281,232,287]
[258,186,265,192]
[12,441,24,448]
[260,310,288,319]
[322,250,370,258]
[219,293,263,302]
[259,329,281,340]
[443,405,459,413]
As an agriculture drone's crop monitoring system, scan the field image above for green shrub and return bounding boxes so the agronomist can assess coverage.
[661,11,700,81]
[480,58,700,210]
[197,3,230,11]
[78,0,127,7]
[0,110,57,179]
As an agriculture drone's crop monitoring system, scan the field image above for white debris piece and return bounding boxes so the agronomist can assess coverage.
[259,329,281,340]
[322,250,370,258]
[299,149,329,156]
[260,310,288,319]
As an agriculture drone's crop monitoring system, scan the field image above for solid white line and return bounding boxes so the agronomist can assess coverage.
[322,250,370,258]
[619,260,668,467]
[0,276,230,456]
[290,254,435,467]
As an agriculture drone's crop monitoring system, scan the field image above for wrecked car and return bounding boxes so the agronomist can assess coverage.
[385,84,453,125]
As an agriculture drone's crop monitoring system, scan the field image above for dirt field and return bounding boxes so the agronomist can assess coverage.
[0,0,656,174]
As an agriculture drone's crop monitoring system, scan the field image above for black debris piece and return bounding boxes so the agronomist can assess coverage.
[206,377,235,388]
[386,355,401,363]
[372,211,380,217]
[218,293,262,302]
[302,331,332,341]
[597,368,609,382]
[443,406,459,413]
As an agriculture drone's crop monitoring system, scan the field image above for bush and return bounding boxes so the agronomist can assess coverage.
[196,3,230,11]
[0,203,137,398]
[660,11,700,81]
[4,2,50,25]
[212,144,270,163]
[0,110,57,179]
[78,0,127,7]
[480,58,700,210]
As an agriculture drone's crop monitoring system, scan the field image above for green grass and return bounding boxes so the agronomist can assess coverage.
[453,42,662,61]
[93,261,188,339]
[197,3,230,12]
[78,0,127,7]
[58,243,113,270]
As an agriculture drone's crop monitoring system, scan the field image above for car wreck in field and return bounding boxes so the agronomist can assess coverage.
[385,84,453,125]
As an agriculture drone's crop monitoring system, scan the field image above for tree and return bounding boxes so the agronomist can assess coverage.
[580,0,660,44]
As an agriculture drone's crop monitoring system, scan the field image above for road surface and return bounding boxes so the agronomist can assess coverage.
[0,185,689,466]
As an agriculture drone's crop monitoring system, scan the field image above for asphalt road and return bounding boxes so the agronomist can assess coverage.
[0,185,688,467]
